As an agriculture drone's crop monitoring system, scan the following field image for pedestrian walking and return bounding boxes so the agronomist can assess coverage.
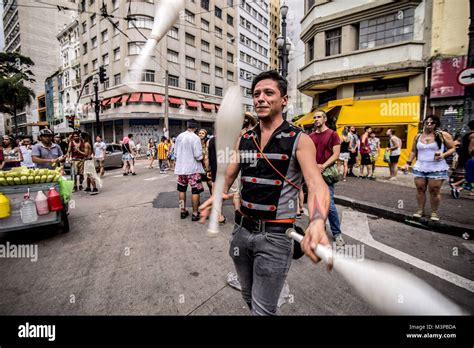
[199,70,330,316]
[168,137,176,170]
[386,128,402,180]
[450,120,474,198]
[1,135,23,170]
[82,132,101,195]
[121,136,136,176]
[359,126,373,179]
[157,136,168,174]
[404,115,455,221]
[348,126,359,177]
[174,119,204,221]
[368,131,380,179]
[198,129,213,194]
[67,130,87,191]
[147,138,157,169]
[54,134,69,155]
[310,110,345,246]
[94,135,106,177]
[337,126,350,181]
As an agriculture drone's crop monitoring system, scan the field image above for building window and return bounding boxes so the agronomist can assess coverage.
[90,14,96,27]
[215,6,222,19]
[202,83,210,94]
[91,36,97,48]
[185,10,195,23]
[142,70,155,82]
[186,79,196,91]
[215,67,222,78]
[227,14,233,26]
[101,29,108,42]
[85,84,89,95]
[308,37,314,61]
[215,27,222,38]
[113,22,119,36]
[227,0,233,6]
[215,87,223,96]
[227,33,234,44]
[167,49,179,63]
[227,71,234,80]
[185,33,195,46]
[202,62,210,73]
[128,42,146,55]
[215,46,222,58]
[83,42,87,54]
[319,89,337,105]
[104,78,110,89]
[201,18,209,31]
[128,15,153,30]
[82,21,87,34]
[201,0,209,10]
[83,64,88,75]
[185,56,195,69]
[92,59,98,70]
[102,53,109,65]
[114,47,120,60]
[201,40,210,52]
[114,73,121,85]
[168,26,178,39]
[112,0,118,10]
[227,52,234,63]
[168,75,179,87]
[359,8,415,49]
[354,77,409,97]
[325,28,341,56]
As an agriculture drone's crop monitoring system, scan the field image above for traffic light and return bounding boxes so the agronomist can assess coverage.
[99,65,107,83]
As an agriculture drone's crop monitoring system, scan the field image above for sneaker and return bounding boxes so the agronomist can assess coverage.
[342,178,347,182]
[430,212,440,221]
[160,171,165,174]
[191,213,200,221]
[84,187,91,193]
[450,185,461,199]
[131,172,137,176]
[180,210,189,219]
[413,209,424,218]
[123,173,128,176]
[90,188,99,195]
[78,185,83,191]
[335,234,345,247]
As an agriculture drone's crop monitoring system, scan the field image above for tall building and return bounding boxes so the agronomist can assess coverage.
[1,0,73,136]
[269,0,280,71]
[285,0,312,121]
[297,0,430,166]
[237,0,270,112]
[77,0,238,145]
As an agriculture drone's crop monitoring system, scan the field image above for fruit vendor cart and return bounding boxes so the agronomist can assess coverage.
[0,169,70,234]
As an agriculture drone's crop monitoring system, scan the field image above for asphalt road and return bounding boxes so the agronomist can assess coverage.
[0,159,473,315]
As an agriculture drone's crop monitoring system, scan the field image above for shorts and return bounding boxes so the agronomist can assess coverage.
[339,152,350,161]
[390,155,400,164]
[122,153,132,161]
[72,160,84,176]
[348,152,358,165]
[177,173,204,194]
[95,159,104,169]
[412,169,449,180]
[370,153,378,163]
[360,153,371,165]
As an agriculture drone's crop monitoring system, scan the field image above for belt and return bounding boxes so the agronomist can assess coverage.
[235,211,294,233]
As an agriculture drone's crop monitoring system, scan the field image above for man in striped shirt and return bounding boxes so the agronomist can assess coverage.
[157,136,168,174]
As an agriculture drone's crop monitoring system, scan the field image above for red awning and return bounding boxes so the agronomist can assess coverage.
[186,100,200,108]
[154,94,164,103]
[128,93,141,102]
[142,93,154,102]
[202,102,215,110]
[101,99,110,106]
[169,97,183,105]
[120,94,130,103]
[110,96,121,104]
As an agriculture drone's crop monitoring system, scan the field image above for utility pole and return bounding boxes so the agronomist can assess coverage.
[164,69,169,139]
[93,76,100,138]
[13,93,18,137]
[463,0,474,131]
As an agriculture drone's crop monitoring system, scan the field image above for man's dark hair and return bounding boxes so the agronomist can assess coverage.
[72,130,81,135]
[251,70,288,96]
[128,134,133,138]
[364,126,371,131]
[96,134,102,139]
[468,120,474,130]
[388,128,395,135]
[187,119,198,129]
[161,136,166,141]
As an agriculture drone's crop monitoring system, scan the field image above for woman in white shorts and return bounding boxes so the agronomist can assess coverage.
[338,127,350,181]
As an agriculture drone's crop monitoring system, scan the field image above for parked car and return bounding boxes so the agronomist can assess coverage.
[104,144,123,168]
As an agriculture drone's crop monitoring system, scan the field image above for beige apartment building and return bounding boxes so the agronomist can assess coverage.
[297,0,433,166]
[78,0,238,145]
[269,0,280,70]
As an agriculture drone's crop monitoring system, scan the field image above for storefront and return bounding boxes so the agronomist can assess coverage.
[295,96,421,166]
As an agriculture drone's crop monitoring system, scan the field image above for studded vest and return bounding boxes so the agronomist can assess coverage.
[239,121,303,220]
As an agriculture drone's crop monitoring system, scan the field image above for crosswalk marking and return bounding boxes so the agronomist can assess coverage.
[340,211,474,293]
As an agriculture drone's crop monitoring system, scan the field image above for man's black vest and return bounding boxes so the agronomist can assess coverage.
[239,120,303,220]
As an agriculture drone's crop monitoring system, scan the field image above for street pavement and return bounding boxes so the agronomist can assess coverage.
[0,159,473,315]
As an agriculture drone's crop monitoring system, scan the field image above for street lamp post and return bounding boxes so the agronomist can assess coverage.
[277,4,289,78]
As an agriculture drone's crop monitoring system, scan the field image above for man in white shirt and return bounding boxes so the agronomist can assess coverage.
[174,119,204,221]
[94,135,107,177]
[20,137,36,168]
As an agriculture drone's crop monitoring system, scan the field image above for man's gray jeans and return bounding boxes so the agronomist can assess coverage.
[229,224,293,316]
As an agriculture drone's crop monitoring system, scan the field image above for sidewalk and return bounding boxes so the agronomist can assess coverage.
[334,167,474,238]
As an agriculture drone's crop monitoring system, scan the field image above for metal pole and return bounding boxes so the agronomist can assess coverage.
[164,69,169,138]
[13,93,18,137]
[463,0,474,131]
[94,79,100,137]
[281,13,288,78]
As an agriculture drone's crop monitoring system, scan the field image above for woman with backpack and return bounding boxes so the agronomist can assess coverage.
[404,115,455,221]
[121,136,136,176]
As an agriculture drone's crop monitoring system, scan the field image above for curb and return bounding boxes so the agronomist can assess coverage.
[334,195,473,239]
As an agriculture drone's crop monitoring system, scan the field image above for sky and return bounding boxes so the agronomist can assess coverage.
[0,5,4,51]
